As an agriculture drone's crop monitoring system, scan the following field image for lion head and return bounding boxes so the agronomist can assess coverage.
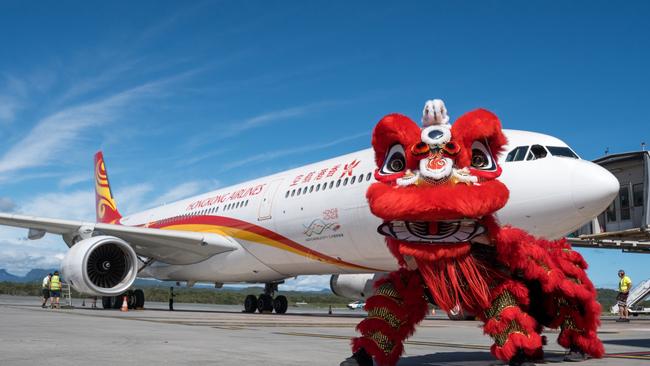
[368,108,509,264]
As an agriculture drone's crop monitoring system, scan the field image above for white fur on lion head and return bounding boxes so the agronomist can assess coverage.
[422,99,449,127]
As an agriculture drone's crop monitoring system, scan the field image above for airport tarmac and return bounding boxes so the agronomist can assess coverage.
[0,295,648,365]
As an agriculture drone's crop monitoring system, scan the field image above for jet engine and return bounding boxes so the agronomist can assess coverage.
[329,273,385,300]
[61,235,138,296]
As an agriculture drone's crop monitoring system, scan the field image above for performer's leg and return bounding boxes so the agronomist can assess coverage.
[481,280,543,366]
[543,244,605,360]
[344,268,429,366]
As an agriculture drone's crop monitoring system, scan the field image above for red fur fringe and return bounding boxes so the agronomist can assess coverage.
[450,109,508,169]
[367,180,509,222]
[415,254,490,313]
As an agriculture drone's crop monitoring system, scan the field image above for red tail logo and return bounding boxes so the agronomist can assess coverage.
[94,152,122,224]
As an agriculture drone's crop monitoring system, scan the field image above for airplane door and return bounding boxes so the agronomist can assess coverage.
[258,179,283,221]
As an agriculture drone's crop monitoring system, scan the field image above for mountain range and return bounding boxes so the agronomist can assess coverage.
[0,268,57,283]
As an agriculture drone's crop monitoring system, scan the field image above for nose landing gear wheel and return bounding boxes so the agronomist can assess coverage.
[273,295,288,314]
[244,294,258,313]
[257,293,274,313]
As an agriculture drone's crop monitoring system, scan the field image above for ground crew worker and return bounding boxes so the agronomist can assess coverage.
[41,273,51,308]
[616,269,632,322]
[49,271,62,309]
[169,286,175,311]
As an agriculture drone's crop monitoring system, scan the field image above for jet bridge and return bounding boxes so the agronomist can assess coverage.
[610,279,650,315]
[569,151,650,252]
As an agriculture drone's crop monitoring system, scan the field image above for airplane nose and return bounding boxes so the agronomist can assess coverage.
[571,160,619,219]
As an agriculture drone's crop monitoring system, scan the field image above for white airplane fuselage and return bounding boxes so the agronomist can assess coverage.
[129,129,618,285]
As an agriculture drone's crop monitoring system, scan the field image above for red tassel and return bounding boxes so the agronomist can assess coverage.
[415,253,490,313]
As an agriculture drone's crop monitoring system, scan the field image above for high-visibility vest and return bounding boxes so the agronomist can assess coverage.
[619,275,632,292]
[50,275,61,291]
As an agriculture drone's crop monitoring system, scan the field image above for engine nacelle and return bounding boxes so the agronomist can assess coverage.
[330,273,386,300]
[61,235,138,296]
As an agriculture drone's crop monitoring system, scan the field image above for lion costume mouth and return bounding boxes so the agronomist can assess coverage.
[377,219,485,243]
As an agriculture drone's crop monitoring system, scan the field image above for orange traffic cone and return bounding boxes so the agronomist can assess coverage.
[121,296,128,312]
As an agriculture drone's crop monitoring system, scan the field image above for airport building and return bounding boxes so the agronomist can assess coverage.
[570,150,650,316]
[571,150,650,251]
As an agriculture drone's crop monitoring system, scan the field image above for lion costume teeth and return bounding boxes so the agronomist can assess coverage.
[345,100,604,366]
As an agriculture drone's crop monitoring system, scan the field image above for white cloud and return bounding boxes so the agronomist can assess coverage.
[0,81,162,175]
[0,75,28,124]
[0,197,16,212]
[58,173,92,188]
[280,275,331,292]
[0,243,66,276]
[110,183,154,214]
[153,180,215,206]
[19,190,95,221]
[222,131,368,171]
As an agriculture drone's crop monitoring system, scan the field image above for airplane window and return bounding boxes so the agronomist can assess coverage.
[546,146,579,159]
[366,172,372,181]
[309,185,314,193]
[336,179,341,188]
[351,176,356,184]
[505,146,529,162]
[303,186,308,194]
[343,177,349,186]
[297,188,302,196]
[358,174,363,183]
[329,181,334,189]
[526,145,548,161]
[216,207,219,212]
[245,200,249,206]
[316,184,321,192]
[285,191,289,198]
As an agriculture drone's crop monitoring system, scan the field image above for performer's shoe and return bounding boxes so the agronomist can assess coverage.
[563,348,589,362]
[340,348,373,366]
[508,350,536,366]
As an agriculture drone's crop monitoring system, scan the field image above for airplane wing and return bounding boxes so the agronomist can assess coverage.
[0,212,240,265]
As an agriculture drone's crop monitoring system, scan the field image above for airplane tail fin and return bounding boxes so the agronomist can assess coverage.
[94,151,122,224]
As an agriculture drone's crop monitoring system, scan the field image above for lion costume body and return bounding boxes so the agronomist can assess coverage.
[343,106,604,366]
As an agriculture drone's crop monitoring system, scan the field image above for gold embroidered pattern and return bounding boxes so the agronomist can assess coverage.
[493,321,527,346]
[376,283,402,303]
[368,307,403,329]
[369,331,395,354]
[484,291,517,320]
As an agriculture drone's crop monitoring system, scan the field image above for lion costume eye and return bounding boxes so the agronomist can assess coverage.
[380,144,406,175]
[470,140,497,171]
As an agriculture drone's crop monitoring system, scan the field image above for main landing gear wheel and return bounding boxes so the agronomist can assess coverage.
[133,289,145,309]
[112,295,122,309]
[273,295,288,314]
[258,294,274,313]
[244,295,257,313]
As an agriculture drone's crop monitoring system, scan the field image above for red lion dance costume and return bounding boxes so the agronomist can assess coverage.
[342,102,604,366]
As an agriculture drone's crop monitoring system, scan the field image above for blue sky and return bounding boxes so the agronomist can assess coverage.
[0,1,648,290]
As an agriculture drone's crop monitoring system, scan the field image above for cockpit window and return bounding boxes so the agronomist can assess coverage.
[505,146,529,162]
[546,146,579,159]
[525,144,548,161]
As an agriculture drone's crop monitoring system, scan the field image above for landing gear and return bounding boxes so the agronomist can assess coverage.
[101,289,146,310]
[258,294,274,313]
[242,283,288,314]
[244,294,257,313]
[273,295,288,314]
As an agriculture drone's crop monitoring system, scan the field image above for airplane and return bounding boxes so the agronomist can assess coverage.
[0,128,618,313]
